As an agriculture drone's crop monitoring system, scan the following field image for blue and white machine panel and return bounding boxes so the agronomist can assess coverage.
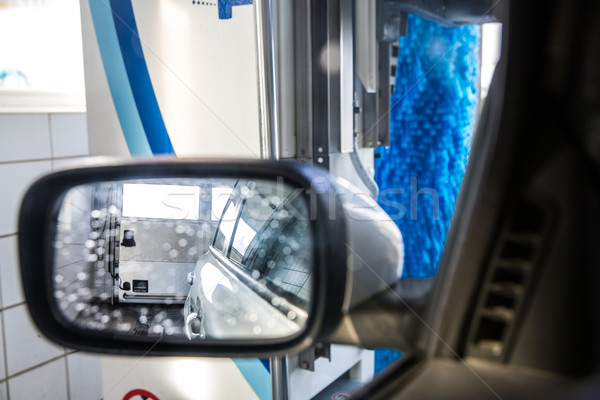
[82,0,262,159]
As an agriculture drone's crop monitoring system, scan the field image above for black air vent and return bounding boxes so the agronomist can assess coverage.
[390,42,399,94]
[467,199,549,360]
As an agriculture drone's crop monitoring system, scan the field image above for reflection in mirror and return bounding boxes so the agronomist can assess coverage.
[53,178,312,341]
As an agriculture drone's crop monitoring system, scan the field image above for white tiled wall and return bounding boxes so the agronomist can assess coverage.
[0,113,103,400]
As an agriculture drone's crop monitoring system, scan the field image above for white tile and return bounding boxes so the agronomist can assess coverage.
[0,114,51,163]
[50,114,89,158]
[8,359,67,400]
[0,237,24,308]
[52,156,91,171]
[67,353,103,400]
[0,160,52,236]
[0,382,7,400]
[4,305,64,375]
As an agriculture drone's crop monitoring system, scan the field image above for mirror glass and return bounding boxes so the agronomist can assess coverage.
[52,177,312,341]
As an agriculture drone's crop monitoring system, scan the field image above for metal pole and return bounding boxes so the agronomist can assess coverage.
[270,356,289,400]
[255,0,281,160]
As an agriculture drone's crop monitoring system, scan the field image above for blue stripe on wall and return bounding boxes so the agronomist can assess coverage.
[233,358,272,400]
[89,0,152,156]
[109,0,175,156]
[218,0,253,20]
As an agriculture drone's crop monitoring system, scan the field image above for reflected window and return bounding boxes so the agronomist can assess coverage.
[122,184,200,220]
[211,187,233,221]
[212,199,239,253]
[230,217,258,260]
[227,183,312,306]
[229,183,275,263]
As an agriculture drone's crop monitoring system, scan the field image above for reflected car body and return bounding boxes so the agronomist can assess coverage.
[184,180,312,340]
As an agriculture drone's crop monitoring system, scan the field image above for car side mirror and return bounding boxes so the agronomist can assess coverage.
[18,159,403,357]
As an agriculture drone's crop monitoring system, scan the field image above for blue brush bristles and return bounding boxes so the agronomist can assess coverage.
[374,14,480,374]
[375,15,481,279]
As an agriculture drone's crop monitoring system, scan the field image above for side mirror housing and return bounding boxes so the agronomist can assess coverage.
[18,159,403,357]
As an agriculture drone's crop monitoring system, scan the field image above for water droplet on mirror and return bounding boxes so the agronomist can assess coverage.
[100,315,110,324]
[152,325,164,335]
[77,272,88,281]
[169,249,179,258]
[55,274,64,283]
[253,326,262,335]
[251,270,260,279]
[168,327,179,335]
[271,296,282,306]
[91,210,101,219]
[108,205,118,215]
[287,311,297,320]
[178,238,188,247]
[117,323,131,332]
[139,316,148,324]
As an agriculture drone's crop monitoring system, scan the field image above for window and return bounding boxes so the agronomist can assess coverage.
[0,0,86,111]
